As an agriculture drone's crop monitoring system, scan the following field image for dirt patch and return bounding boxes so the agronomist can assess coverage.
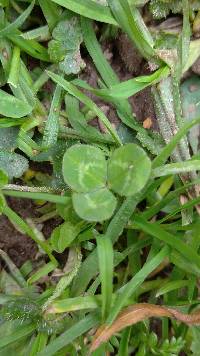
[0,198,38,267]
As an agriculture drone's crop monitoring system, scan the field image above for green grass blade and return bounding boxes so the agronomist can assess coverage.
[181,0,190,70]
[152,116,200,168]
[3,206,57,265]
[97,235,114,321]
[134,216,200,269]
[2,189,68,204]
[74,66,170,100]
[30,332,48,356]
[7,46,20,88]
[47,71,121,145]
[51,0,117,25]
[159,195,200,223]
[38,0,60,31]
[107,194,143,244]
[107,246,169,324]
[0,323,35,349]
[153,160,200,177]
[156,280,189,297]
[28,261,57,284]
[0,88,32,118]
[81,18,118,86]
[37,315,98,356]
[43,84,62,148]
[0,118,26,127]
[6,33,50,62]
[0,249,27,287]
[47,295,102,313]
[141,179,200,220]
[107,0,155,59]
[0,1,35,38]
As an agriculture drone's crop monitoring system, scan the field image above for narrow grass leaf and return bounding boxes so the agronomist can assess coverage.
[0,1,35,38]
[71,192,146,296]
[37,315,98,356]
[43,84,62,148]
[141,179,200,220]
[134,216,200,269]
[51,0,117,25]
[153,116,200,168]
[0,89,32,117]
[0,323,35,349]
[107,246,169,324]
[107,0,155,59]
[47,295,102,313]
[74,66,170,100]
[2,189,69,204]
[28,262,57,284]
[4,206,57,265]
[7,46,20,88]
[47,71,121,144]
[156,280,189,297]
[7,33,50,62]
[153,160,200,177]
[97,235,114,320]
[38,0,60,30]
[30,332,48,355]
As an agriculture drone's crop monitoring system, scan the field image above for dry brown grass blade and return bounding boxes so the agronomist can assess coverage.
[90,303,200,352]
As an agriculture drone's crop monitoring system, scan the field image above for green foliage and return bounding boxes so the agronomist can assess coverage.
[133,331,185,355]
[63,144,107,193]
[48,17,85,74]
[63,143,151,220]
[0,169,8,187]
[0,0,200,354]
[72,188,117,221]
[0,89,32,118]
[107,143,151,196]
[0,151,28,179]
[50,221,81,252]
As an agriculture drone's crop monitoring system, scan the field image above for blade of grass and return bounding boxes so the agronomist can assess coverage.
[141,179,200,220]
[38,0,60,31]
[134,216,200,269]
[107,246,169,324]
[6,33,50,62]
[7,46,20,88]
[43,84,62,148]
[80,17,161,154]
[0,249,27,287]
[47,295,102,313]
[97,235,114,321]
[0,118,26,127]
[0,0,35,37]
[107,0,155,59]
[156,280,189,297]
[159,195,200,223]
[153,160,200,177]
[51,0,117,25]
[27,261,57,284]
[73,66,170,100]
[3,206,57,265]
[47,71,121,145]
[37,314,98,356]
[152,116,200,168]
[2,189,68,204]
[71,191,155,296]
[0,323,36,349]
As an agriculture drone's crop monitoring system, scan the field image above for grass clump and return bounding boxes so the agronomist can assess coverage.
[0,0,200,355]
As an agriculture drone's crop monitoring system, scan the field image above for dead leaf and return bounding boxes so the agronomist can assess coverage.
[90,303,200,352]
